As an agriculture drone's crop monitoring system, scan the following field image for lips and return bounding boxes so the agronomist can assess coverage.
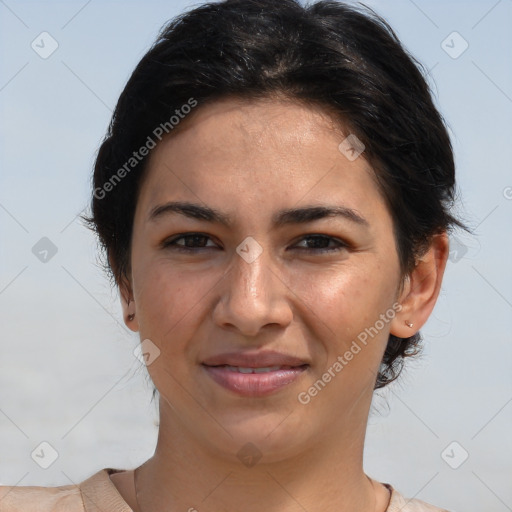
[201,350,309,397]
[221,365,286,373]
[201,350,309,368]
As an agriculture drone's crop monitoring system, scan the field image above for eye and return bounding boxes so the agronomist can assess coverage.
[292,235,348,254]
[161,233,219,252]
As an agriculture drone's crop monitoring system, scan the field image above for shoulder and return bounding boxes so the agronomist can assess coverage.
[0,480,84,511]
[386,483,452,512]
[0,468,132,512]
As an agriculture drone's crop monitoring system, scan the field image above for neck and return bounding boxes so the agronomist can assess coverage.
[134,396,387,512]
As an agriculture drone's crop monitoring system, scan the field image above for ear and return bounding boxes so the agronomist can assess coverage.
[390,231,449,337]
[115,264,139,333]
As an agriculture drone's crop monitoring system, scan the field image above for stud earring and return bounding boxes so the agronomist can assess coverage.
[405,320,413,328]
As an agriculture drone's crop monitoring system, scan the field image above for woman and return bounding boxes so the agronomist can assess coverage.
[0,0,466,510]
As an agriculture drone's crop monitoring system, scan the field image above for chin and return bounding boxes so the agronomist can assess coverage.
[203,407,312,462]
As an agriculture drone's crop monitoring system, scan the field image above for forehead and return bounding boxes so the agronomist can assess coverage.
[136,97,386,227]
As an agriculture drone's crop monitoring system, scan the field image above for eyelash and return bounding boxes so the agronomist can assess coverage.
[161,232,349,254]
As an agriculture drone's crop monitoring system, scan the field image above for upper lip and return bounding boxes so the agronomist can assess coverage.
[202,350,309,368]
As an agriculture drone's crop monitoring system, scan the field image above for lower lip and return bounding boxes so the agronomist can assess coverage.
[202,365,308,397]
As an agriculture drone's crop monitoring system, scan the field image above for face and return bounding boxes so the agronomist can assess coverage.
[125,97,406,461]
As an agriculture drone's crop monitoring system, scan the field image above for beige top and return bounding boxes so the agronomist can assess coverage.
[0,467,451,511]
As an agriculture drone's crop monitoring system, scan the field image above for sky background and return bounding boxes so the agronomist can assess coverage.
[0,1,511,511]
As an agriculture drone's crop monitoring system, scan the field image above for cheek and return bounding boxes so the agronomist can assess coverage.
[286,260,398,353]
[132,258,220,352]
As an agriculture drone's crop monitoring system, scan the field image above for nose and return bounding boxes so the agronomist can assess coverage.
[212,243,293,337]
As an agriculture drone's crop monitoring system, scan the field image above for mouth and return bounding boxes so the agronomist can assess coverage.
[201,363,309,397]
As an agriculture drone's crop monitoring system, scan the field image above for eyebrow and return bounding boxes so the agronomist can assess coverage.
[148,201,369,228]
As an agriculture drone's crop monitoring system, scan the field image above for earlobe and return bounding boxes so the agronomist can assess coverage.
[119,275,139,332]
[127,299,136,322]
[390,232,449,338]
[122,295,140,332]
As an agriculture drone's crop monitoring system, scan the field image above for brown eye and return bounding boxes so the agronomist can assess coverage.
[292,235,348,253]
[162,233,219,252]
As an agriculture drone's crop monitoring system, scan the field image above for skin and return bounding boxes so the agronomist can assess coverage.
[113,96,449,512]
